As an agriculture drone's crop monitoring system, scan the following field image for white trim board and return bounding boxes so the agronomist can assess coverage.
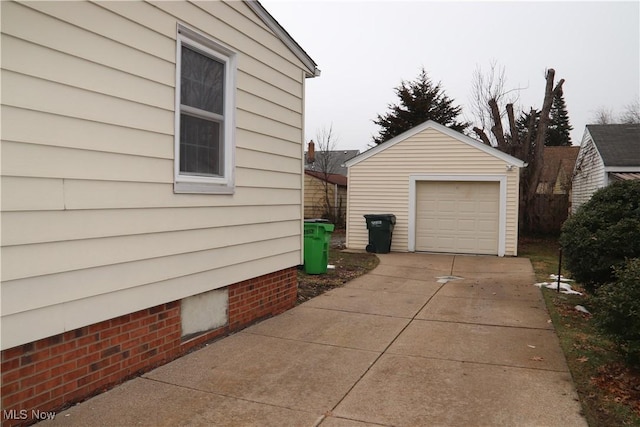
[408,174,508,257]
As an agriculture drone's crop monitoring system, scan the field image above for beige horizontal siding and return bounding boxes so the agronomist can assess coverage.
[1,1,174,85]
[304,174,336,218]
[0,0,312,349]
[237,90,301,129]
[21,1,177,62]
[1,177,65,211]
[3,236,299,317]
[237,109,302,144]
[1,250,298,350]
[237,147,300,174]
[347,128,519,255]
[2,70,174,134]
[237,129,301,159]
[2,220,300,281]
[1,178,302,211]
[62,181,301,210]
[152,1,304,87]
[93,0,191,39]
[2,34,173,110]
[236,168,301,189]
[1,205,301,246]
[238,71,302,113]
[1,141,173,183]
[1,106,173,159]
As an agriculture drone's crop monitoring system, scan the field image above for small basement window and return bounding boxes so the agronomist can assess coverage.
[174,24,236,194]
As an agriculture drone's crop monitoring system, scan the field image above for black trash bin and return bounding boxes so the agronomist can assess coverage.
[363,214,396,253]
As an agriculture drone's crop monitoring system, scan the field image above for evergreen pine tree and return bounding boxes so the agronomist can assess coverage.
[373,68,468,144]
[516,109,540,144]
[545,90,573,146]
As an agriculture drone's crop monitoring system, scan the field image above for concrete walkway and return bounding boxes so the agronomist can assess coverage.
[45,253,587,426]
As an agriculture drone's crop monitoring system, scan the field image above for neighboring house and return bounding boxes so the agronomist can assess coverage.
[531,146,580,234]
[345,121,525,256]
[304,170,347,224]
[303,141,358,225]
[536,146,580,196]
[572,124,640,213]
[0,0,318,422]
[304,141,359,175]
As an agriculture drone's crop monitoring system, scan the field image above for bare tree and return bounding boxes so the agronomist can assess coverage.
[590,101,640,124]
[620,99,640,124]
[310,125,343,224]
[474,68,565,233]
[591,106,617,124]
[468,61,521,146]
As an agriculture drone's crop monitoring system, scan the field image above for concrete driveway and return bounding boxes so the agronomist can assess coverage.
[45,253,587,426]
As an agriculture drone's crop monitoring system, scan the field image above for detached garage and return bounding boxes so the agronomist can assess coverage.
[345,121,525,256]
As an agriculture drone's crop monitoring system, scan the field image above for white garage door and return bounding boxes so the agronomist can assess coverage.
[415,181,499,255]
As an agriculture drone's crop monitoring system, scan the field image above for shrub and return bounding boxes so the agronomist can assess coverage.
[593,258,640,365]
[560,180,640,292]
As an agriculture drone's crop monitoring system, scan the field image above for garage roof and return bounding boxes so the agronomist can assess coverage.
[345,120,526,168]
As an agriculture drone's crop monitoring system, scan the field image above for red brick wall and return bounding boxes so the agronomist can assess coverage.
[1,267,297,426]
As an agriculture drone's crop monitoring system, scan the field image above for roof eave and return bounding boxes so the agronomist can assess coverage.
[245,1,320,78]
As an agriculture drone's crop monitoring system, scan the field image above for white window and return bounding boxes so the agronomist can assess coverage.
[174,25,236,194]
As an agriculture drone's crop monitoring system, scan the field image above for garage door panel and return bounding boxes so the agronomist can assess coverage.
[415,181,499,255]
[438,218,456,231]
[458,219,475,231]
[437,201,456,212]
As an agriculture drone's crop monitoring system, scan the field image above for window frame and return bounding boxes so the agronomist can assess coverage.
[174,24,236,194]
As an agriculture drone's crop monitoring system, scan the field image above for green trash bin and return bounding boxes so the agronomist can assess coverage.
[303,219,335,274]
[364,214,396,254]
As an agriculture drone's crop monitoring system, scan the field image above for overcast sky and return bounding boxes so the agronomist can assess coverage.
[261,0,640,152]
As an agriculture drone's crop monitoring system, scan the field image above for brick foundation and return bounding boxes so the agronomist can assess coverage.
[1,267,297,426]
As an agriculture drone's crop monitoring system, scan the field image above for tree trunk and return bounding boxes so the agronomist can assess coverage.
[506,103,519,149]
[489,98,507,149]
[523,69,565,232]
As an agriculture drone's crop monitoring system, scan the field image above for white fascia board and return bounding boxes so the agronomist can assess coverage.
[246,1,320,78]
[573,128,591,175]
[345,120,526,168]
[584,126,607,166]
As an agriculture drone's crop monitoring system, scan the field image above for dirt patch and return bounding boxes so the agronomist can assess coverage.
[297,231,378,304]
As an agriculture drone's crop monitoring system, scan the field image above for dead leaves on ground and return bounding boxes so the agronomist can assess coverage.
[591,363,640,416]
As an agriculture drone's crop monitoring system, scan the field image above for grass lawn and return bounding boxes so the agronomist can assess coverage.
[519,236,640,426]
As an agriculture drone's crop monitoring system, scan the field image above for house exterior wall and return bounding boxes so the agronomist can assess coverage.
[1,0,308,350]
[346,127,520,256]
[1,268,297,426]
[304,174,337,218]
[1,0,312,418]
[303,174,346,223]
[572,131,605,213]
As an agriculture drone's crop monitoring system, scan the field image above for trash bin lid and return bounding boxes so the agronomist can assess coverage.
[304,218,330,223]
[363,214,396,224]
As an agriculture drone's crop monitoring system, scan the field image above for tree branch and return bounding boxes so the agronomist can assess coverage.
[473,127,492,146]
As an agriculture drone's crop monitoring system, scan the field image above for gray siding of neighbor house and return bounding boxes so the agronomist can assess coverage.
[572,132,605,213]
